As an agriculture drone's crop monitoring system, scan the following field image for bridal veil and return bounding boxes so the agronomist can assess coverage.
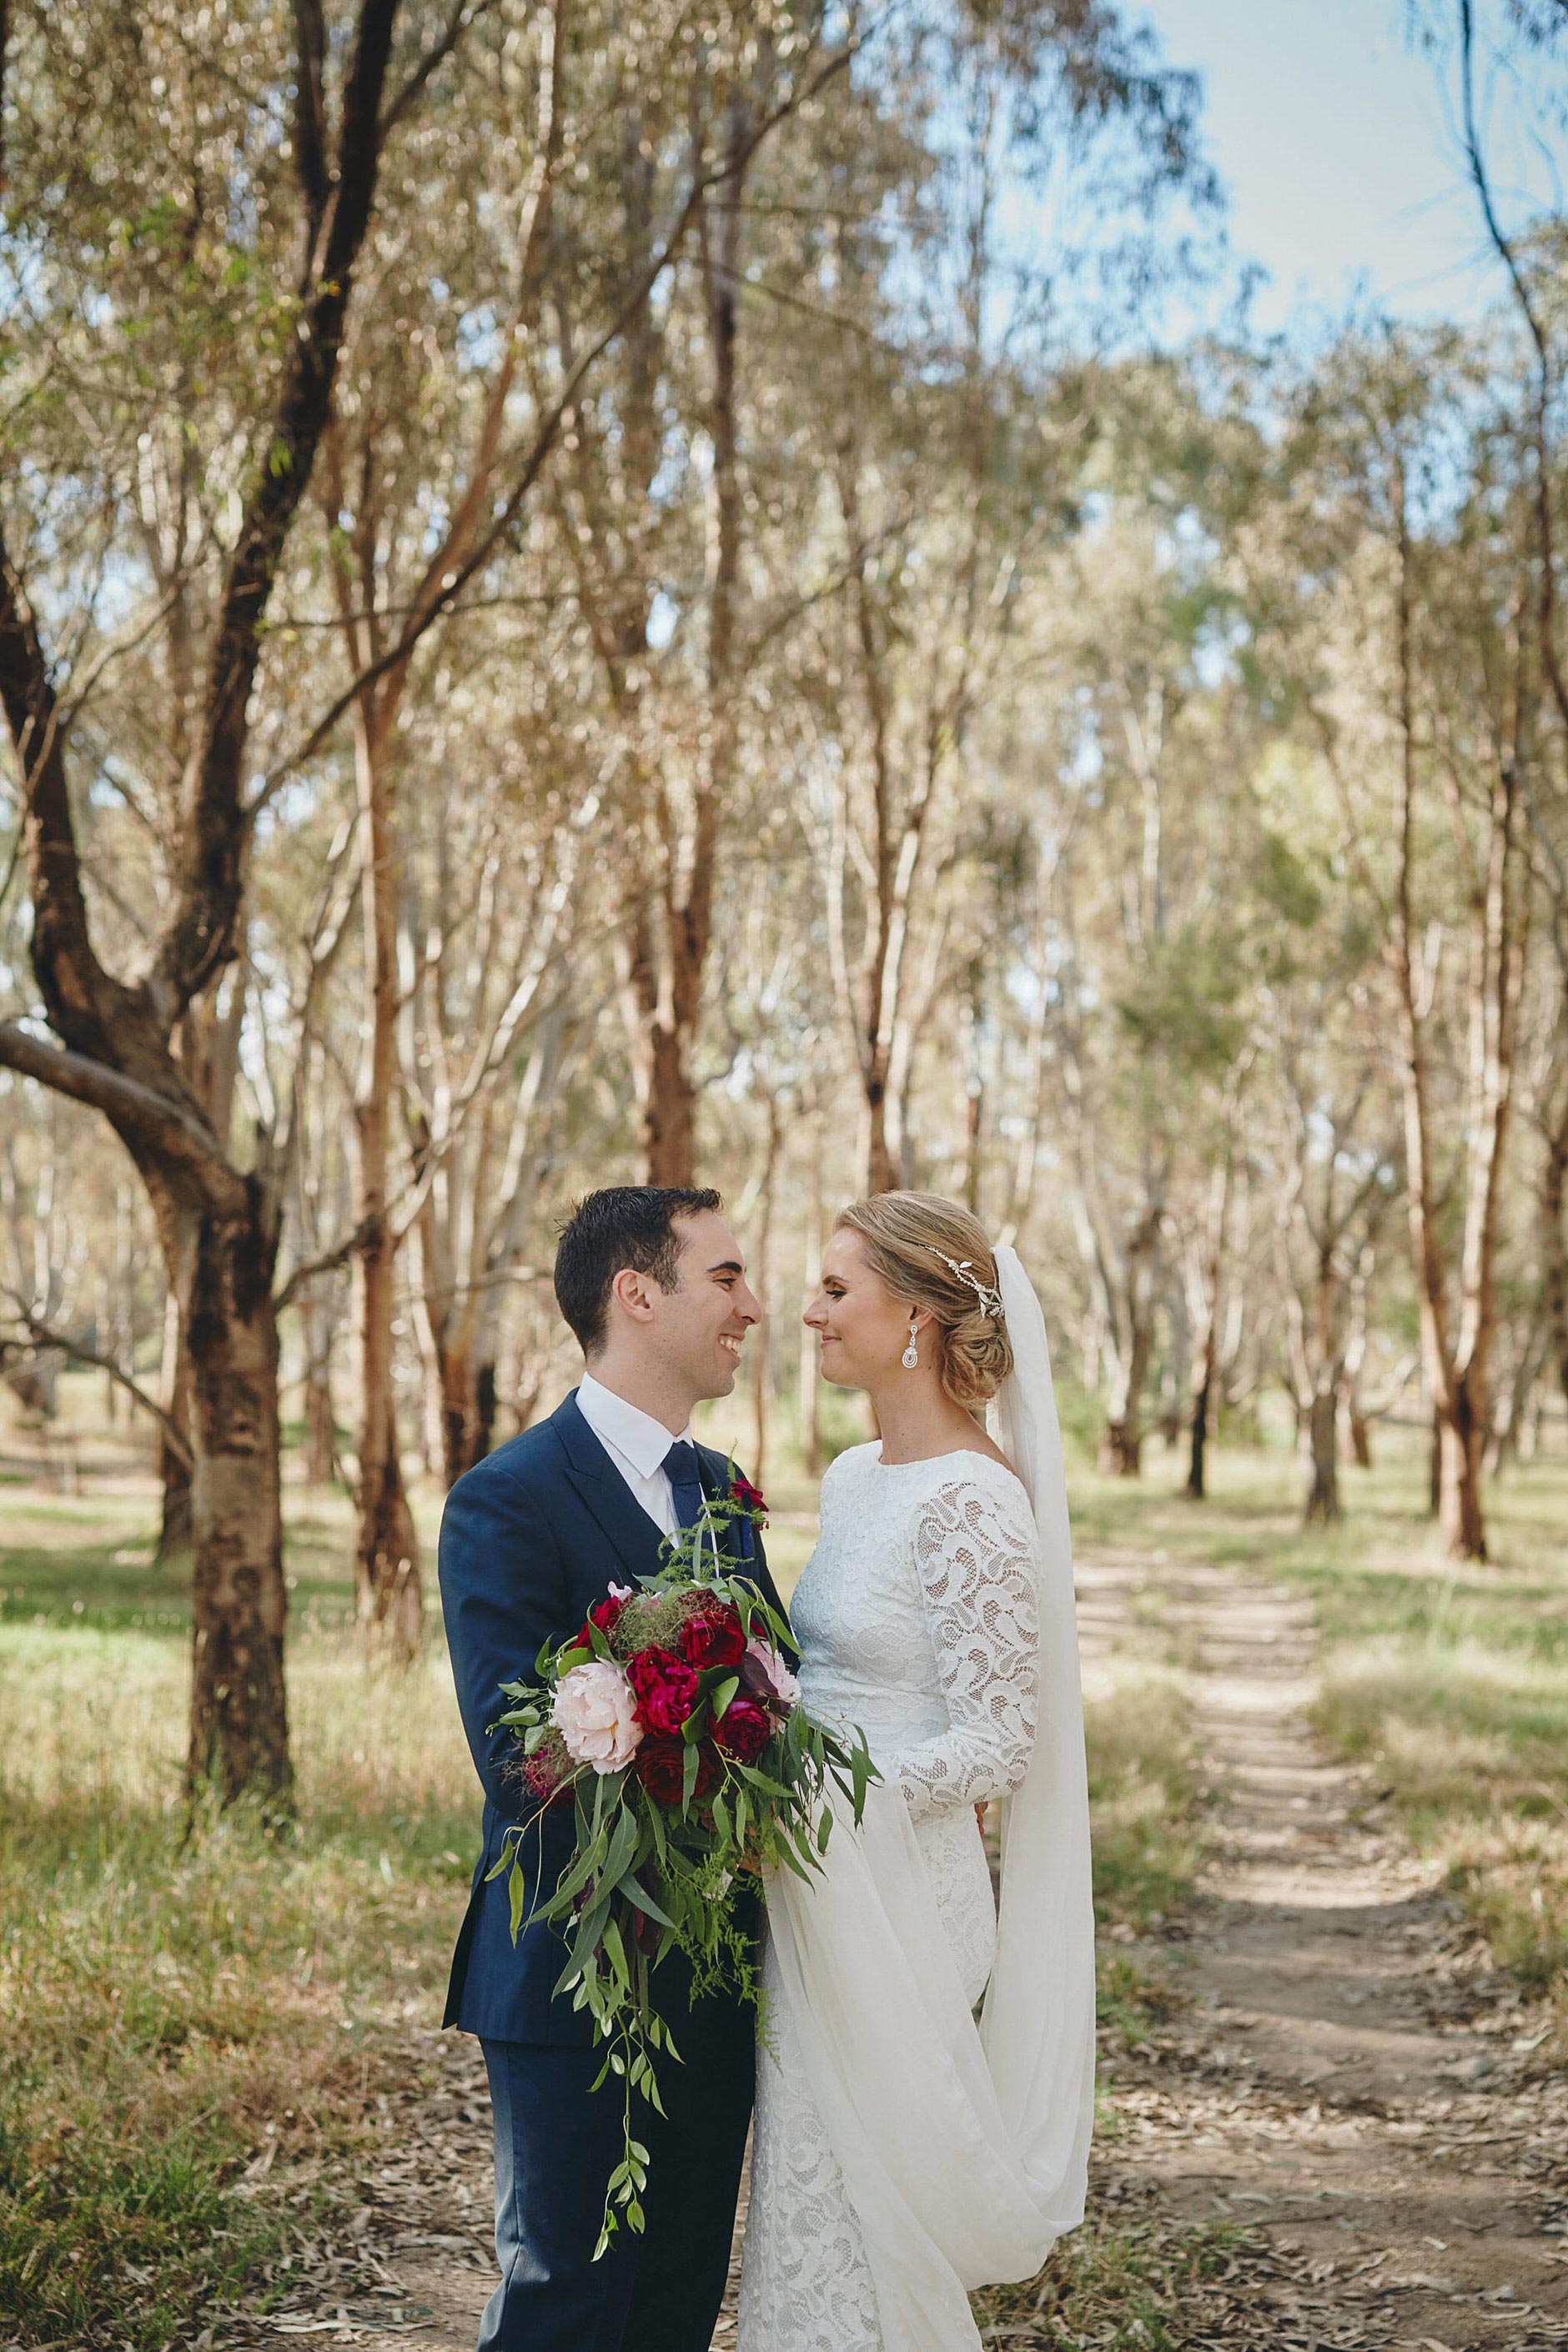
[762,1244,1096,2352]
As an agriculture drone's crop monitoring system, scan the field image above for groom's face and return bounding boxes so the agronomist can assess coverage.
[646,1209,762,1404]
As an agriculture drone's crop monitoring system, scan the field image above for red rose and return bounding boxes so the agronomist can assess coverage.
[626,1645,699,1736]
[711,1693,771,1763]
[681,1603,746,1672]
[637,1735,719,1805]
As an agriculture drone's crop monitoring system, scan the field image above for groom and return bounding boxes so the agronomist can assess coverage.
[439,1184,786,2352]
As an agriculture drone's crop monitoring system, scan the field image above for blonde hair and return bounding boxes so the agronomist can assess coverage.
[834,1191,1013,1410]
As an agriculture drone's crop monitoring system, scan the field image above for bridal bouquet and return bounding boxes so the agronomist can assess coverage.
[488,1471,877,2256]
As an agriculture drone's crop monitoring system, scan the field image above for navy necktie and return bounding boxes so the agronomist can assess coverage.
[661,1440,707,1533]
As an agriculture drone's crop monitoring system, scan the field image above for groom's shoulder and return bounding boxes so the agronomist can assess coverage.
[450,1398,575,1507]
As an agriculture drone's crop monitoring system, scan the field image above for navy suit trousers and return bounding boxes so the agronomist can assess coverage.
[478,1977,754,2352]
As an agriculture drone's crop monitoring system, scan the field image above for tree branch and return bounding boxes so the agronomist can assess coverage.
[0,1023,230,1184]
[274,1214,380,1311]
[153,0,404,1013]
[380,0,504,139]
[251,33,859,814]
[0,1299,194,1470]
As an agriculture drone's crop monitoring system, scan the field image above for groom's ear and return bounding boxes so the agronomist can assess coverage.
[608,1265,659,1326]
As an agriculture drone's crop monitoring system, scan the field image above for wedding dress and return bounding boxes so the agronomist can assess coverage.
[737,1249,1095,2352]
[739,1445,1042,2346]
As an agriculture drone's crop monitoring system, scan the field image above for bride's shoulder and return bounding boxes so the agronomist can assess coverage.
[914,1450,1037,1534]
[822,1440,882,1486]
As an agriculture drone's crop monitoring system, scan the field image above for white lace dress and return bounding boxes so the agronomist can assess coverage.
[738,1443,1042,2351]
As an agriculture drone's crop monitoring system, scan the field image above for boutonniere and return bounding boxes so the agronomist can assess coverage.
[729,1470,767,1525]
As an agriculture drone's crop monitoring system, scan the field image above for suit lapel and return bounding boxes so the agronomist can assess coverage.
[554,1391,671,1587]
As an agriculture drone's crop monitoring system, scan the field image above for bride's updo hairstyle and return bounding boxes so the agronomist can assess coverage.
[834,1191,1013,1410]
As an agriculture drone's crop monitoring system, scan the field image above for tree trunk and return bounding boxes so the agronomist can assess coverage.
[435,1334,498,1487]
[155,1290,193,1559]
[1099,1416,1142,1476]
[1428,1405,1443,1518]
[640,1019,698,1189]
[185,1195,290,1807]
[354,1224,423,1652]
[1304,1385,1340,1523]
[1543,1090,1568,1414]
[1440,1373,1489,1561]
[475,1359,498,1461]
[304,1341,337,1487]
[749,1093,782,1488]
[1349,1410,1372,1470]
[1099,1287,1153,1477]
[1184,1371,1209,1498]
[862,1085,897,1199]
[798,1127,824,1478]
[349,701,422,1653]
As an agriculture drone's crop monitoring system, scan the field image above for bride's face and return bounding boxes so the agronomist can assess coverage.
[804,1229,927,1390]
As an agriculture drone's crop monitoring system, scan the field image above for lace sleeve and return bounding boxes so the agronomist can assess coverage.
[886,1472,1041,1824]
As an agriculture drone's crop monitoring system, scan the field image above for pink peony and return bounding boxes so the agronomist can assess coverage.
[551,1659,643,1774]
[740,1636,800,1711]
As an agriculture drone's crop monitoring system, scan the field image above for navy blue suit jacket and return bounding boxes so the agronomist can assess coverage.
[439,1389,788,2045]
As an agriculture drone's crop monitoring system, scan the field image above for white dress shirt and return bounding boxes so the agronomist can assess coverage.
[575,1372,694,1538]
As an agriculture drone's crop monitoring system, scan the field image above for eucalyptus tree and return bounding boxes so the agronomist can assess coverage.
[773,8,1214,1198]
[1274,329,1536,1559]
[0,0,450,1798]
[1442,0,1568,1428]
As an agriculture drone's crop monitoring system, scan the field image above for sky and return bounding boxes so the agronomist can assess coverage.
[1140,0,1551,337]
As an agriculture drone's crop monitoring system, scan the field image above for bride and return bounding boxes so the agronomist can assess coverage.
[738,1191,1096,2352]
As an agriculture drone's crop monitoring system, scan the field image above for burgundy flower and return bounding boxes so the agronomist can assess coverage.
[711,1693,771,1764]
[575,1581,632,1651]
[637,1734,719,1806]
[626,1645,700,1736]
[730,1471,768,1523]
[681,1603,746,1673]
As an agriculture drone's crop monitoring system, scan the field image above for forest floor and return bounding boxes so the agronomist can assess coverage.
[4,1419,1565,2348]
[215,1531,1568,2352]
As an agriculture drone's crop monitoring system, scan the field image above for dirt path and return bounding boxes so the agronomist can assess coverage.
[239,1549,1567,2349]
[1080,1550,1568,2352]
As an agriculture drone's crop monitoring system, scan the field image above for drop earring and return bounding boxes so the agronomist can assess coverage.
[902,1322,920,1370]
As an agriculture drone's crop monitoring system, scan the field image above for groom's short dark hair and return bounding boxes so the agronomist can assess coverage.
[555,1185,723,1354]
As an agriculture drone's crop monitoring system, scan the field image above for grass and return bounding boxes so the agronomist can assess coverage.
[0,1474,475,2348]
[975,2211,1261,2349]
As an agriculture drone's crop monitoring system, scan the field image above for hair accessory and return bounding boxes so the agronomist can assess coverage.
[934,1252,1005,1320]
